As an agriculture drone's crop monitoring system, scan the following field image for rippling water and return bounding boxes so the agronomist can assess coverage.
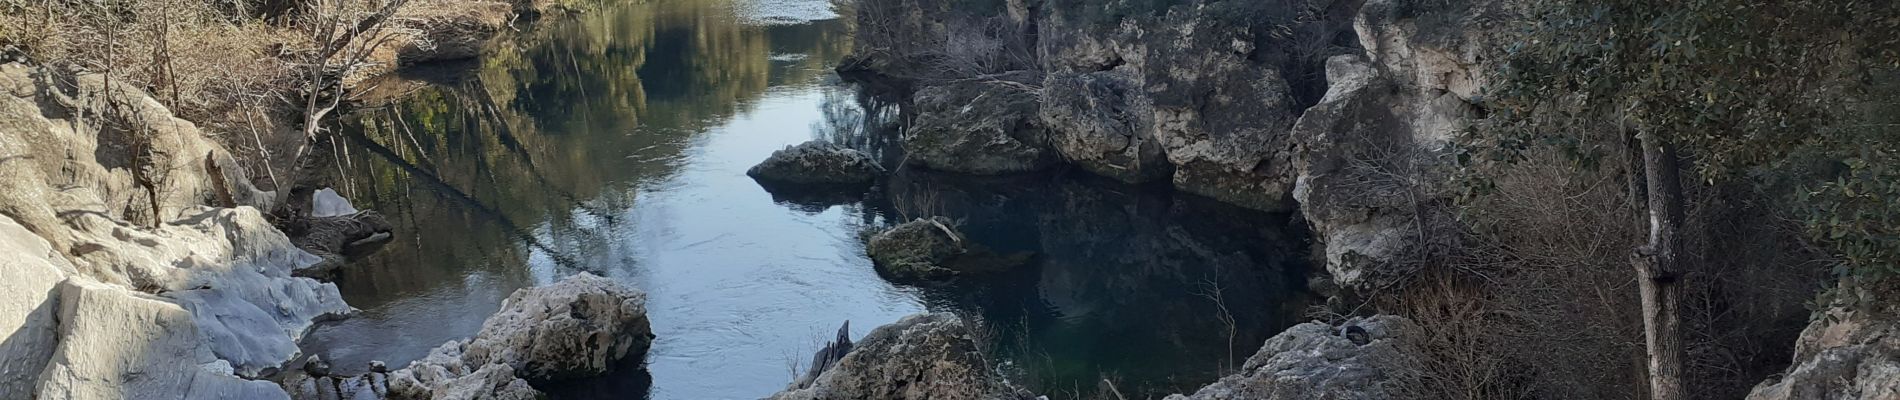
[300,1,1316,398]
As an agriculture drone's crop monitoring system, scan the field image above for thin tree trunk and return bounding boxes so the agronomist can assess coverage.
[1634,130,1686,400]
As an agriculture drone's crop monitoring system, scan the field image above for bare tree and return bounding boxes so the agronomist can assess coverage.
[273,0,409,229]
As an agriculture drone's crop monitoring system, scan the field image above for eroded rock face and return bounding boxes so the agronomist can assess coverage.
[461,272,655,381]
[1039,70,1172,183]
[0,215,72,398]
[1139,2,1303,212]
[35,278,289,400]
[1163,315,1421,400]
[768,313,1028,400]
[0,62,349,383]
[1289,54,1427,290]
[1747,303,1900,400]
[748,141,885,185]
[906,75,1056,175]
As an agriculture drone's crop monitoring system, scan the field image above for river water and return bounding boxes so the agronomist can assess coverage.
[299,1,1316,398]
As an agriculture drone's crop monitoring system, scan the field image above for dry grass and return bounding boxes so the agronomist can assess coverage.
[1,0,517,187]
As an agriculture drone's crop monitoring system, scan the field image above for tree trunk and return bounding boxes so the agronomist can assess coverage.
[1634,131,1686,400]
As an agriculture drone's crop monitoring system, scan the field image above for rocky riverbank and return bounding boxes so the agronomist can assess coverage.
[809,0,1895,397]
[0,59,652,399]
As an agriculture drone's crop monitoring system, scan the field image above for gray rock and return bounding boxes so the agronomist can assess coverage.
[0,215,72,398]
[906,75,1056,175]
[866,217,1030,283]
[1747,304,1900,400]
[748,141,885,185]
[351,274,651,400]
[866,217,968,281]
[1039,70,1172,183]
[1289,54,1422,290]
[35,278,289,400]
[1163,316,1421,400]
[461,272,654,381]
[0,62,339,378]
[1141,4,1302,212]
[768,313,1027,400]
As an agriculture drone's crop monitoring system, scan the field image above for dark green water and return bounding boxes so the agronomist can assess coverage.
[297,1,1316,398]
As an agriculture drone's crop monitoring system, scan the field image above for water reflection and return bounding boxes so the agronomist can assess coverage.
[864,170,1315,398]
[301,0,1313,399]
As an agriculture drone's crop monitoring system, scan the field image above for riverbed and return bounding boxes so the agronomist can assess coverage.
[297,0,1317,398]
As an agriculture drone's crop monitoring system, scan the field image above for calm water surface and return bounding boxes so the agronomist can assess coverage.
[300,1,1316,398]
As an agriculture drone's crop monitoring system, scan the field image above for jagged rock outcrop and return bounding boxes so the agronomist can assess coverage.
[1289,54,1428,290]
[1033,1,1318,211]
[767,313,1029,400]
[1163,315,1421,400]
[1286,0,1500,290]
[1137,3,1304,212]
[1039,70,1172,183]
[0,62,367,396]
[460,272,654,381]
[866,217,1029,282]
[295,273,652,400]
[0,63,272,233]
[906,74,1056,174]
[748,141,885,185]
[1747,299,1900,400]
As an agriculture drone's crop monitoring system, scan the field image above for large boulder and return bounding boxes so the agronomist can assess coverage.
[768,313,1028,400]
[1747,297,1900,400]
[461,272,655,381]
[748,141,885,185]
[0,215,72,398]
[317,273,652,400]
[905,75,1056,175]
[1140,2,1304,212]
[35,278,289,400]
[1164,315,1421,400]
[1289,54,1429,290]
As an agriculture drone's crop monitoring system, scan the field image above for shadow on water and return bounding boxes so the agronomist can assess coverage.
[855,168,1318,398]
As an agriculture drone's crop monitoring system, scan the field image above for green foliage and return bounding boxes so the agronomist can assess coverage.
[1481,0,1900,278]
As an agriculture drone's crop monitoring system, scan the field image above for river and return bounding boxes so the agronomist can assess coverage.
[297,0,1317,398]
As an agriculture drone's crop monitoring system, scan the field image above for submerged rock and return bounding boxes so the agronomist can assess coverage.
[748,141,885,185]
[1164,315,1421,400]
[768,313,1029,400]
[906,74,1056,175]
[866,217,1028,282]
